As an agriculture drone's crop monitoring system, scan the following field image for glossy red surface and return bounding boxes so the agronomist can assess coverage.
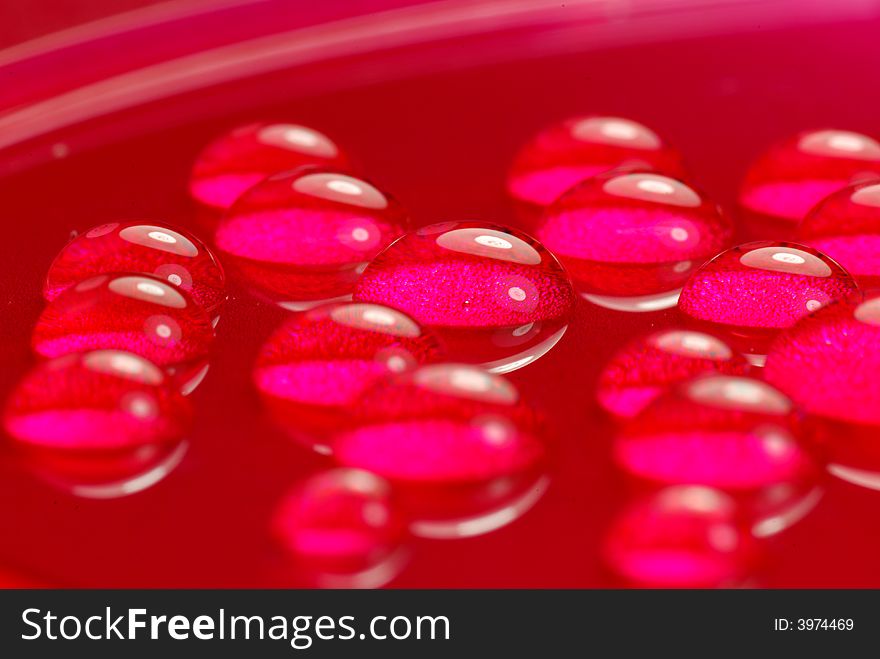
[597,329,750,420]
[678,241,859,360]
[538,171,731,311]
[4,1,880,587]
[45,220,227,315]
[799,181,880,289]
[217,168,408,307]
[254,301,444,451]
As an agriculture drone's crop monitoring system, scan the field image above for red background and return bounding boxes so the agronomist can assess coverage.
[1,0,880,587]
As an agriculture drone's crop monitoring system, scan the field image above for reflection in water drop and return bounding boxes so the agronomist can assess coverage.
[254,302,444,452]
[33,273,215,389]
[353,222,574,372]
[538,171,731,313]
[3,350,192,498]
[189,122,348,212]
[272,469,406,587]
[739,128,880,222]
[603,486,761,588]
[678,241,859,359]
[800,180,880,289]
[597,329,750,420]
[506,115,686,226]
[45,220,226,316]
[765,292,880,486]
[614,375,823,536]
[216,168,408,309]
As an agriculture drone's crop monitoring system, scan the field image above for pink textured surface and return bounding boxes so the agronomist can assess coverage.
[332,364,543,483]
[538,172,731,298]
[272,469,404,574]
[216,169,408,304]
[189,122,348,211]
[603,486,758,588]
[507,115,685,209]
[254,302,443,447]
[739,128,880,221]
[45,221,226,315]
[3,351,191,450]
[678,241,859,354]
[32,273,214,376]
[597,329,750,419]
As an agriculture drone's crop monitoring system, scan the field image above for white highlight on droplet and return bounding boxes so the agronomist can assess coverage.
[147,230,177,244]
[282,126,319,147]
[136,281,166,297]
[362,308,396,326]
[806,299,822,312]
[636,178,676,195]
[600,120,640,140]
[156,324,172,339]
[451,368,492,393]
[474,235,513,249]
[670,227,689,242]
[167,274,182,286]
[828,132,867,152]
[772,252,806,265]
[508,287,526,301]
[351,227,370,242]
[327,179,363,196]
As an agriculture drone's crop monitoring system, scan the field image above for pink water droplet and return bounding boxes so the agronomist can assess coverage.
[614,374,822,534]
[254,302,444,452]
[678,241,859,360]
[538,171,731,311]
[603,486,760,587]
[33,273,214,386]
[765,292,880,483]
[353,222,575,372]
[333,364,544,484]
[189,122,348,211]
[597,329,750,419]
[216,168,408,308]
[45,220,226,316]
[272,469,405,575]
[507,116,685,219]
[799,181,880,289]
[3,351,192,497]
[739,129,880,222]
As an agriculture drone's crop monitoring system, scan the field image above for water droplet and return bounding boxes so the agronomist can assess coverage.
[253,302,444,452]
[800,180,880,289]
[332,364,544,483]
[603,486,760,587]
[739,129,880,222]
[272,469,405,578]
[33,273,214,389]
[507,116,685,222]
[766,292,880,486]
[189,122,347,212]
[597,329,751,419]
[678,241,859,359]
[614,374,822,534]
[45,220,226,317]
[216,169,408,308]
[538,172,731,312]
[2,351,192,497]
[353,222,574,372]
